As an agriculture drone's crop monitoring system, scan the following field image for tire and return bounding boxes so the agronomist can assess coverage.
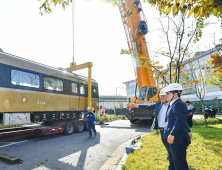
[64,122,74,135]
[84,121,88,131]
[75,121,84,133]
[130,119,137,124]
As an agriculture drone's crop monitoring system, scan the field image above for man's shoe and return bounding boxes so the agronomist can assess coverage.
[88,136,92,138]
[94,132,97,137]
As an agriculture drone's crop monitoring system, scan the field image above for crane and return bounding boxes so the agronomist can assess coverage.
[118,0,160,104]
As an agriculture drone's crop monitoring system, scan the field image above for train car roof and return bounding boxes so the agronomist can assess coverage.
[0,52,98,85]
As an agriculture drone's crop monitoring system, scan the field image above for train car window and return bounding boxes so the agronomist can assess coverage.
[11,69,40,88]
[43,77,63,91]
[72,83,78,93]
[80,85,85,94]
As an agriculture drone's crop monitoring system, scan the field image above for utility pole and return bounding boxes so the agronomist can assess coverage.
[116,87,124,108]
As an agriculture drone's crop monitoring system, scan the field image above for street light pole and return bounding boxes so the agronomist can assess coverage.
[116,87,124,109]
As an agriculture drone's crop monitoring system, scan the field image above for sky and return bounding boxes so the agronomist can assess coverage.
[0,0,221,96]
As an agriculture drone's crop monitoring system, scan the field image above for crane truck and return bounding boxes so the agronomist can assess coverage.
[118,0,160,123]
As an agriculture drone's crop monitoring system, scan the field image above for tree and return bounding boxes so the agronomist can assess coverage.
[146,0,222,20]
[211,97,220,113]
[206,52,222,90]
[119,102,124,108]
[39,0,70,15]
[121,12,197,86]
[182,53,210,125]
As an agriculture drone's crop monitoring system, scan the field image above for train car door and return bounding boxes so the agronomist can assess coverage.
[69,78,80,109]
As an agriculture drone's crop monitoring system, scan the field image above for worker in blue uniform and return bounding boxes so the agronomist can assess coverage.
[164,83,191,170]
[87,107,97,138]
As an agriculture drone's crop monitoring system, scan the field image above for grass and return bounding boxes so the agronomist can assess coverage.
[193,118,222,126]
[123,124,222,170]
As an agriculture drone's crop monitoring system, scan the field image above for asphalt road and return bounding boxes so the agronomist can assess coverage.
[0,119,151,170]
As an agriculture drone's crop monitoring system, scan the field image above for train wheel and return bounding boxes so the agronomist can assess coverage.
[75,121,84,133]
[64,122,74,135]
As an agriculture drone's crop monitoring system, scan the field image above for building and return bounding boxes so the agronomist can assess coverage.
[99,95,128,109]
[123,47,222,113]
[123,79,139,103]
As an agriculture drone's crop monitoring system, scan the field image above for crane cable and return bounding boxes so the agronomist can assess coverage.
[72,0,75,63]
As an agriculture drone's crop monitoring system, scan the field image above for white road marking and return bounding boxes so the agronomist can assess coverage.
[0,140,28,148]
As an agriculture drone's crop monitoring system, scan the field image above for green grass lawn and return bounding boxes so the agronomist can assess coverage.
[123,124,222,170]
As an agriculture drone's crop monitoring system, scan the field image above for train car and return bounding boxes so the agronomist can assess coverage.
[0,51,99,123]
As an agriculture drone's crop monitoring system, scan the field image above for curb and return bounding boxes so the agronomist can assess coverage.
[99,134,148,170]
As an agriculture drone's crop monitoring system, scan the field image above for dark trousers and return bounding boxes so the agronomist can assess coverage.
[211,114,216,118]
[187,116,193,127]
[169,144,189,170]
[160,129,167,149]
[88,121,96,136]
[166,142,175,170]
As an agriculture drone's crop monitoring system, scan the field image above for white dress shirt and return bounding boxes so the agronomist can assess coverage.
[158,103,169,128]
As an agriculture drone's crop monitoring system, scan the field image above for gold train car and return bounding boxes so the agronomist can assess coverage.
[0,52,99,122]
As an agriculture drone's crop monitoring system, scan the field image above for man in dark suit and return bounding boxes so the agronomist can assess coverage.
[209,105,217,118]
[131,87,169,149]
[164,83,191,170]
[131,87,192,169]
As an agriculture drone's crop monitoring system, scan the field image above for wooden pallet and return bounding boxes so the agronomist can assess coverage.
[0,152,23,164]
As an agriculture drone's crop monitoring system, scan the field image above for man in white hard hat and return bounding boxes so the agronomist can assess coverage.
[164,83,191,170]
[131,88,169,150]
[86,107,97,138]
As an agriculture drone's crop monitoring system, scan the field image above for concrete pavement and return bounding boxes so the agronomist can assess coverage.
[0,119,151,170]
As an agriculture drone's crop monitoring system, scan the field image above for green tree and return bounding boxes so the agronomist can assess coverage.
[182,53,210,126]
[145,0,222,20]
[39,0,70,15]
[211,97,220,113]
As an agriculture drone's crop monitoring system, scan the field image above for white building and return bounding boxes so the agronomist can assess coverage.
[122,79,139,103]
[123,47,222,113]
[99,95,128,109]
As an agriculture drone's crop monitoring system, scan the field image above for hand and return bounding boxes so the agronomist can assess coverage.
[167,135,175,144]
[188,132,192,139]
[131,104,138,108]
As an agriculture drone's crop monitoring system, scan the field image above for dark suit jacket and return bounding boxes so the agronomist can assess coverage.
[139,101,162,129]
[139,101,191,132]
[164,98,191,145]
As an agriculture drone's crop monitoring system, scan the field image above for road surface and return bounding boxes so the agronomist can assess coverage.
[0,120,151,170]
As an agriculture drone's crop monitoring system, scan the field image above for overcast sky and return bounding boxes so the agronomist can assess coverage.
[0,0,221,96]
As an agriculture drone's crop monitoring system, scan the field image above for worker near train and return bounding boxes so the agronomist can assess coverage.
[86,107,97,138]
[164,83,191,170]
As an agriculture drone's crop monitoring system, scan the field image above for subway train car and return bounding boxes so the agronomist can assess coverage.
[0,51,99,123]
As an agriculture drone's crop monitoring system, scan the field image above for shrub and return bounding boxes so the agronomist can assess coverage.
[193,118,222,126]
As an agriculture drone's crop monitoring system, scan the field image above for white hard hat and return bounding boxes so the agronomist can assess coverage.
[165,83,183,93]
[159,87,167,96]
[87,107,91,110]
